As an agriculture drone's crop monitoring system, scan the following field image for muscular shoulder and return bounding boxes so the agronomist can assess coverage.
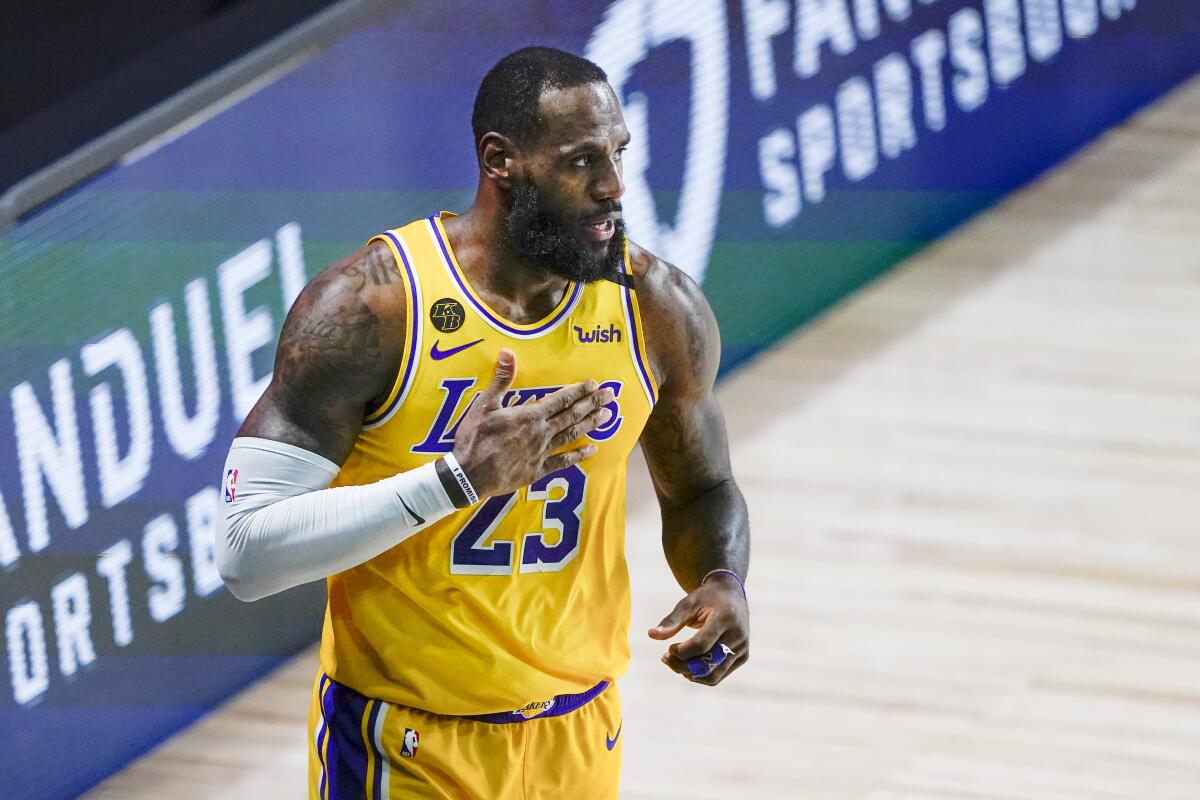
[238,240,408,459]
[281,240,407,404]
[626,240,719,397]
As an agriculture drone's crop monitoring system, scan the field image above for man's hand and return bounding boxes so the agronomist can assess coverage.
[648,572,749,686]
[452,348,614,499]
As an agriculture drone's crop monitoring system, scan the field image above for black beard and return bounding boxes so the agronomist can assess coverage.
[504,177,626,284]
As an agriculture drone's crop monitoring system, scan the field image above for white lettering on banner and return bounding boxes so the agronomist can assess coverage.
[949,8,989,112]
[984,0,1027,86]
[13,360,88,554]
[143,514,187,624]
[0,223,307,704]
[836,77,878,181]
[586,0,728,284]
[151,278,221,462]
[1100,0,1135,22]
[51,572,96,678]
[874,53,917,159]
[0,488,19,568]
[851,0,881,40]
[1024,0,1063,62]
[798,104,837,203]
[882,0,913,23]
[795,0,858,78]
[6,601,49,705]
[1063,0,1099,37]
[186,487,223,597]
[750,0,1136,230]
[218,239,275,420]
[911,29,949,132]
[852,0,913,40]
[82,329,154,509]
[744,0,791,101]
[96,539,135,647]
[759,128,802,227]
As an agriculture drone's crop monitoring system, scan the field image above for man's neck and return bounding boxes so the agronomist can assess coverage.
[441,207,572,325]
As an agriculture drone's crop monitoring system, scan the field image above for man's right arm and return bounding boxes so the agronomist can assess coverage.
[238,240,405,463]
[217,243,614,601]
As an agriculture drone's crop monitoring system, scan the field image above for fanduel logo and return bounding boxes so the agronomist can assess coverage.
[586,0,729,286]
[575,324,622,344]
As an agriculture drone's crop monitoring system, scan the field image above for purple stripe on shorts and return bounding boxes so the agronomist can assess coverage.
[325,681,372,800]
[366,700,384,800]
[464,680,610,724]
[317,675,332,800]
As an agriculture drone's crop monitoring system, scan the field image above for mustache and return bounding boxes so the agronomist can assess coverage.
[581,201,622,218]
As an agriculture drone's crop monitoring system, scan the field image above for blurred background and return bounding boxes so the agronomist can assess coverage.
[2,1,1198,797]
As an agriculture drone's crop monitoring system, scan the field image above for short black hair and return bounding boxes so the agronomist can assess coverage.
[472,47,608,151]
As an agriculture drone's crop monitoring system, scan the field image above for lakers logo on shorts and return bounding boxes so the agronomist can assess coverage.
[512,699,556,720]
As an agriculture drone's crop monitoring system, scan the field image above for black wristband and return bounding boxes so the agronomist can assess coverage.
[435,458,471,508]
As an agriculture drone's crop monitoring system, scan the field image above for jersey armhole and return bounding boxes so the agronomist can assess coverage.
[620,244,660,407]
[363,230,423,428]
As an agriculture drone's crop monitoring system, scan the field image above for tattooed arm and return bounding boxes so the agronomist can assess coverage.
[632,242,751,685]
[238,240,405,462]
[218,241,613,600]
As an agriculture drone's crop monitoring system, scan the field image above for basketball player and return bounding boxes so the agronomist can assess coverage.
[217,47,750,799]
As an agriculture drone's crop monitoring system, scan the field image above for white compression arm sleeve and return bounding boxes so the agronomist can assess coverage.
[217,436,458,601]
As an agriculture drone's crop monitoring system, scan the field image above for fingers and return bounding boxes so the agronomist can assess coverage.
[537,380,600,419]
[667,611,721,661]
[479,349,517,409]
[647,597,696,640]
[539,444,597,475]
[662,647,748,687]
[547,394,614,450]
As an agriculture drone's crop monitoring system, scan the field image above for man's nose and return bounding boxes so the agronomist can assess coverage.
[592,157,624,202]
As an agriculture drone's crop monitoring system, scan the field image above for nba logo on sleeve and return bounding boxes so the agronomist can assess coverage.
[224,468,238,503]
[401,728,420,758]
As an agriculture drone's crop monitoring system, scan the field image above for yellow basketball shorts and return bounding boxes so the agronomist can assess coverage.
[307,672,623,799]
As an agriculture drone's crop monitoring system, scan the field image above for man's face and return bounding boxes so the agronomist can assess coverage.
[503,81,630,283]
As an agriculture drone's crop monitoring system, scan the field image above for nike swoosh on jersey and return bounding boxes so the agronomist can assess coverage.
[605,722,622,751]
[430,338,484,360]
[398,495,425,526]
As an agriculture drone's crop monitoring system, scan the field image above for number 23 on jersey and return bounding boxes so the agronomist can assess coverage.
[450,465,587,575]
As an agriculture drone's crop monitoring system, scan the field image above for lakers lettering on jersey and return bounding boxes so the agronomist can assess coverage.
[318,211,657,716]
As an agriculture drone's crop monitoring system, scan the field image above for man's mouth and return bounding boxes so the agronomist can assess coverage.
[582,215,617,242]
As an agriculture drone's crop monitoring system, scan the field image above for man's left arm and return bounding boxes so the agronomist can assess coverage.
[636,251,750,686]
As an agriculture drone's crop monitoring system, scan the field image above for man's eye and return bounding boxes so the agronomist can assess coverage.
[615,147,626,161]
[573,155,592,167]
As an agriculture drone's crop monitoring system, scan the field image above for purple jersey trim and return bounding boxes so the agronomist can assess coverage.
[363,230,420,424]
[463,680,611,725]
[621,266,657,405]
[428,214,582,337]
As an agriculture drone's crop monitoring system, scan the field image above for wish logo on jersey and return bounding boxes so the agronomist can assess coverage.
[413,377,626,453]
[574,323,622,344]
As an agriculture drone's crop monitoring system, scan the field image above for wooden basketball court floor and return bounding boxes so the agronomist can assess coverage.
[87,76,1200,799]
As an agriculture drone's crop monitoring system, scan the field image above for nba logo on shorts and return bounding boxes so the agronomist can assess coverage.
[401,728,419,758]
[224,468,238,503]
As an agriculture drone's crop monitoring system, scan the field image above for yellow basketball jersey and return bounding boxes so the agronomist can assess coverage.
[318,211,657,716]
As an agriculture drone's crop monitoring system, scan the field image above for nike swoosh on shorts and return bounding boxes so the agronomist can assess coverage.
[606,722,622,751]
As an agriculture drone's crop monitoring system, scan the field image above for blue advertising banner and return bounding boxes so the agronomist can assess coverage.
[1,1,1197,796]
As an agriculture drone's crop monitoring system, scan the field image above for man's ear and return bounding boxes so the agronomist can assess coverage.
[479,132,516,190]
